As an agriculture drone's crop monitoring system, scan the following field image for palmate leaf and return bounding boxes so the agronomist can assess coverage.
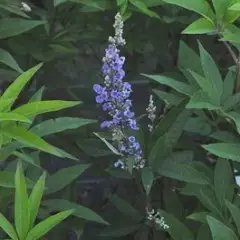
[207,216,238,240]
[198,42,223,105]
[15,162,30,240]
[221,70,235,103]
[0,63,43,112]
[25,209,74,240]
[109,194,142,221]
[2,125,62,157]
[186,90,220,110]
[0,170,34,188]
[159,209,194,240]
[162,0,214,22]
[212,0,232,18]
[158,161,211,185]
[30,117,96,137]
[0,19,45,39]
[0,112,31,123]
[202,143,240,162]
[178,41,203,75]
[42,199,109,225]
[225,200,240,235]
[0,48,23,73]
[149,108,190,167]
[143,74,193,96]
[0,213,18,240]
[182,18,216,34]
[99,224,141,237]
[29,172,46,228]
[214,159,234,207]
[12,100,81,118]
[45,164,90,194]
[141,167,154,196]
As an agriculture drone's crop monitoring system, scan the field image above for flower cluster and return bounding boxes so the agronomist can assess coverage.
[146,94,156,132]
[93,13,145,169]
[147,208,169,230]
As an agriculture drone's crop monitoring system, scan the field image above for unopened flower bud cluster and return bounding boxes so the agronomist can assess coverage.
[21,2,31,12]
[146,94,156,132]
[147,208,169,230]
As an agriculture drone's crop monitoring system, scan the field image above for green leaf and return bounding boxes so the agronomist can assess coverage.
[0,19,45,39]
[225,200,240,235]
[143,74,193,96]
[31,117,96,137]
[152,100,187,141]
[187,212,209,223]
[221,70,235,103]
[99,224,141,237]
[15,162,29,240]
[159,210,194,240]
[212,0,232,18]
[57,0,114,10]
[0,170,33,188]
[178,41,203,75]
[149,109,190,167]
[129,0,159,17]
[29,172,46,228]
[0,63,43,111]
[221,32,240,43]
[94,132,121,155]
[187,70,212,93]
[54,0,66,6]
[210,131,239,143]
[207,215,238,240]
[153,89,185,106]
[42,199,109,225]
[25,209,74,240]
[2,125,61,157]
[198,42,223,105]
[202,143,240,162]
[184,116,212,135]
[229,3,240,11]
[186,90,220,110]
[199,187,222,215]
[196,224,212,240]
[13,151,42,169]
[162,0,214,22]
[0,112,31,123]
[0,213,18,240]
[0,48,23,72]
[214,159,234,207]
[46,164,90,194]
[225,2,240,23]
[223,94,240,111]
[109,194,142,221]
[158,161,210,185]
[13,100,80,118]
[141,167,154,195]
[182,18,215,34]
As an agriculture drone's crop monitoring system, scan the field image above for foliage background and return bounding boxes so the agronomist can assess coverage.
[1,0,240,240]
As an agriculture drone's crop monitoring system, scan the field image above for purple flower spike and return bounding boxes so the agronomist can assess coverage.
[93,13,145,170]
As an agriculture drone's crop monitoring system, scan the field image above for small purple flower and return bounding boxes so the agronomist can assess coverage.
[100,121,111,128]
[128,136,135,143]
[96,95,105,103]
[114,159,124,168]
[111,90,119,98]
[93,84,103,94]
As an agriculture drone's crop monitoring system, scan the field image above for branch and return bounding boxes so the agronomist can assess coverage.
[223,41,238,64]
